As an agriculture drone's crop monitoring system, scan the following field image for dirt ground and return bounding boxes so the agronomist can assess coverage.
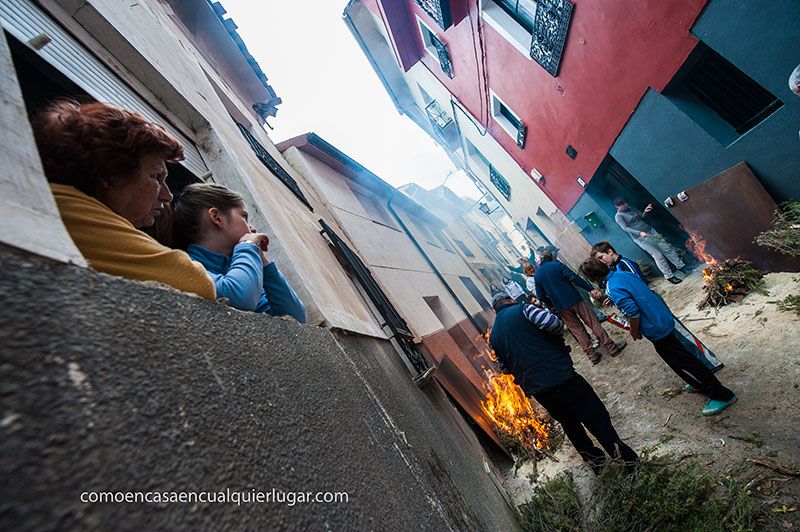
[503,270,800,527]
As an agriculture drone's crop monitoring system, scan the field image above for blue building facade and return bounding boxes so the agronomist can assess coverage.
[568,0,800,271]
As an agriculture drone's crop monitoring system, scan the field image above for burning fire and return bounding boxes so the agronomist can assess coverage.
[686,229,719,283]
[477,330,553,455]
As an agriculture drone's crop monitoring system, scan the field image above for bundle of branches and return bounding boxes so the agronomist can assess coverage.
[755,201,800,256]
[698,258,767,309]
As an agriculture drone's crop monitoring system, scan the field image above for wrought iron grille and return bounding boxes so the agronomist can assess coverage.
[235,122,313,210]
[489,165,511,201]
[516,123,527,148]
[319,219,431,375]
[414,0,452,30]
[425,100,453,129]
[431,34,455,78]
[529,0,573,77]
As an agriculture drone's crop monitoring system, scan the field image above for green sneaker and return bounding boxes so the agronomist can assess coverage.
[702,396,737,416]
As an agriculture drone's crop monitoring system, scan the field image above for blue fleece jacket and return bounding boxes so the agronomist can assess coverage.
[187,242,306,323]
[605,270,673,341]
[533,261,594,313]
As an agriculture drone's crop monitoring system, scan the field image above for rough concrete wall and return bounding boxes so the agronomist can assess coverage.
[0,246,517,531]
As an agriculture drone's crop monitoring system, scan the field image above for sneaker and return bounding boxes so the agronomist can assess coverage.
[683,384,703,394]
[589,352,603,365]
[667,276,683,284]
[608,340,627,357]
[702,395,737,416]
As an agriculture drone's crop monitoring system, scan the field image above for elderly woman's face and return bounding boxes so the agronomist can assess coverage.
[99,153,172,228]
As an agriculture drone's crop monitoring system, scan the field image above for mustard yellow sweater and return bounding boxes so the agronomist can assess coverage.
[51,184,216,300]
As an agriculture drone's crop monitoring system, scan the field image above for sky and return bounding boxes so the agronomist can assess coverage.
[220,0,481,200]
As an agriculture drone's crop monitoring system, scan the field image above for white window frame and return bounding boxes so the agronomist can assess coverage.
[416,16,443,66]
[480,0,536,58]
[490,90,523,141]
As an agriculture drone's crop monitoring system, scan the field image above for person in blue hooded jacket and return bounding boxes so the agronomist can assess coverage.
[172,183,306,323]
[580,258,736,416]
[489,291,637,473]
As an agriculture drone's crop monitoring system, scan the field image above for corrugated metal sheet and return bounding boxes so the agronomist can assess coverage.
[0,0,208,176]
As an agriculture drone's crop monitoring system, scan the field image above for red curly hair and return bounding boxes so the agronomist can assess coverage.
[31,100,184,196]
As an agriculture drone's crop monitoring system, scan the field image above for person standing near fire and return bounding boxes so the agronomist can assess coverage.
[534,251,626,364]
[489,292,638,473]
[613,196,686,284]
[580,258,736,416]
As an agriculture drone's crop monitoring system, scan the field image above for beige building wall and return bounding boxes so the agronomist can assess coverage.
[283,148,487,340]
[3,0,384,337]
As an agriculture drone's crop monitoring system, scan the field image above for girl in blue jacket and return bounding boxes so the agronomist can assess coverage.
[172,183,306,323]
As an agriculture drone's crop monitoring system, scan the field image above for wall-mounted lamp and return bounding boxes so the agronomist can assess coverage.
[530,168,545,184]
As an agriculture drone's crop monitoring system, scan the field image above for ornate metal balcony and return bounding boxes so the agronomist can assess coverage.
[414,0,452,30]
[425,100,453,129]
[529,0,574,77]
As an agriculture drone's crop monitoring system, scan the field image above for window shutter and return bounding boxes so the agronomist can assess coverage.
[529,0,574,77]
[431,34,455,78]
[414,0,452,30]
[516,123,527,149]
[489,165,511,200]
[0,0,208,177]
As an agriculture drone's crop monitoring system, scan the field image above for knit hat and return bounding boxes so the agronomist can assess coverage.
[491,291,511,308]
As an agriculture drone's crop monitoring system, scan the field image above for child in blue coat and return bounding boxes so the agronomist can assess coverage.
[172,183,306,323]
[580,258,736,416]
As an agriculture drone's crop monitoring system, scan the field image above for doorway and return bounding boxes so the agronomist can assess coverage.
[588,155,690,254]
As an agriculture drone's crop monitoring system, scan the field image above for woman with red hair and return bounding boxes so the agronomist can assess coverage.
[32,100,215,300]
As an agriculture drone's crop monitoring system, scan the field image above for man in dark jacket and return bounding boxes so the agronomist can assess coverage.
[534,252,626,364]
[489,293,637,472]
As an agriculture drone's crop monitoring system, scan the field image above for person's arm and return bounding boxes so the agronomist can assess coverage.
[610,289,643,340]
[615,211,646,237]
[534,277,553,309]
[263,262,307,323]
[560,263,593,292]
[522,303,564,335]
[212,242,264,311]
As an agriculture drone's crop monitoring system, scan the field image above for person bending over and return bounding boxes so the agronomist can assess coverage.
[172,183,306,323]
[580,258,736,416]
[489,293,637,473]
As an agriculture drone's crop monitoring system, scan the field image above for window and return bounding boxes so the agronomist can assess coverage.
[481,0,537,57]
[495,0,536,33]
[465,140,512,200]
[453,239,475,257]
[664,42,782,144]
[459,277,491,311]
[416,17,455,78]
[490,91,526,148]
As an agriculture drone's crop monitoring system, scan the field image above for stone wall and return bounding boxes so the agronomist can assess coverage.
[0,246,517,530]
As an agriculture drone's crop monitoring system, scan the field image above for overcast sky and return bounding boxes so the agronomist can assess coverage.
[221,0,480,199]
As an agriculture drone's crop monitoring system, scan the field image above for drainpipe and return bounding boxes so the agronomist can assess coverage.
[386,195,485,333]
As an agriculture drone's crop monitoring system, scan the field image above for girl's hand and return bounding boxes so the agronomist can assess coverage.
[239,233,270,265]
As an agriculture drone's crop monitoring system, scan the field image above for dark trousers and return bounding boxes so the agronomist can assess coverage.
[534,374,637,469]
[651,331,734,402]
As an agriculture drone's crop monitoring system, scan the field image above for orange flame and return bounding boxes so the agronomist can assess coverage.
[477,330,552,454]
[686,230,718,267]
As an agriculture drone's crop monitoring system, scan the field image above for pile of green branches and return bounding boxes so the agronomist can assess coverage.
[518,453,773,531]
[698,259,767,309]
[774,294,800,318]
[755,201,800,257]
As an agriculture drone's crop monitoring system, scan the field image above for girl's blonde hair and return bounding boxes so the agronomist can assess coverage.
[172,183,244,249]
